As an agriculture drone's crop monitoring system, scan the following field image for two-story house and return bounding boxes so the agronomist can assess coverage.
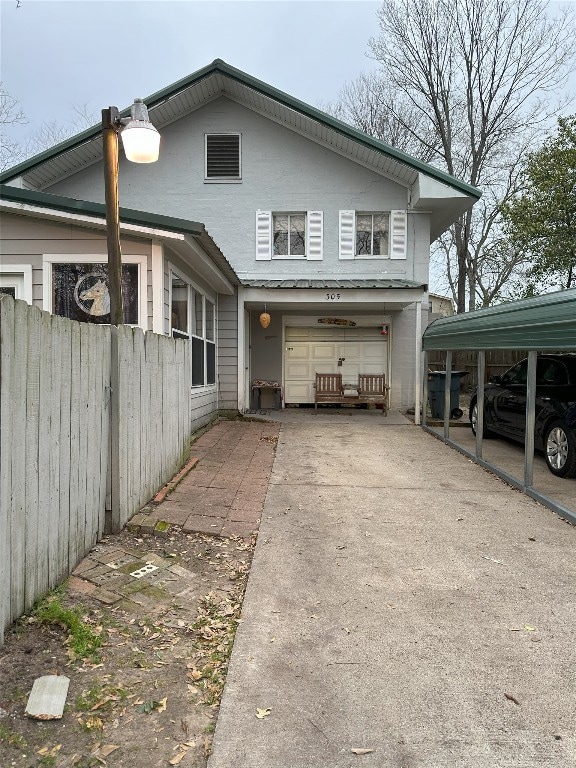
[0,59,480,422]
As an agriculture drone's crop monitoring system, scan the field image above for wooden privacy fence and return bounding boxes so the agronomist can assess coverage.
[428,349,528,387]
[0,297,191,643]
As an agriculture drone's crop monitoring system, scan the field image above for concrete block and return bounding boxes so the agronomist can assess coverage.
[25,675,70,720]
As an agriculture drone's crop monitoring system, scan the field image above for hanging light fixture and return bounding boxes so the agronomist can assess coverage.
[259,305,271,328]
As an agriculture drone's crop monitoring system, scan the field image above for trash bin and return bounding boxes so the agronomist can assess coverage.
[427,370,468,419]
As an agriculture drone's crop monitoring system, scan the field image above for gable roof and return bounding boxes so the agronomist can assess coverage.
[0,184,239,290]
[0,60,480,202]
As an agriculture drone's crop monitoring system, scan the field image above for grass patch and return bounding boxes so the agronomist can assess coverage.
[0,723,27,749]
[33,589,103,661]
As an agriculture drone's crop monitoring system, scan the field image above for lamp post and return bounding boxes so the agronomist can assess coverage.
[102,99,160,324]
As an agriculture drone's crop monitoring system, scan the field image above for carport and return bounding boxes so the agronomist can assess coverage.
[421,288,576,524]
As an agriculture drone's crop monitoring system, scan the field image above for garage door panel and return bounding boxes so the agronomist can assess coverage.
[311,345,339,361]
[284,326,389,404]
[285,344,310,360]
[285,382,312,401]
[285,361,312,379]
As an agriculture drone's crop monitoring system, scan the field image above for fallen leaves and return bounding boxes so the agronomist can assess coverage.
[255,707,271,719]
[37,744,62,757]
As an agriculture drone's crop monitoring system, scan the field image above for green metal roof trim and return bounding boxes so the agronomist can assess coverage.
[0,60,481,200]
[0,185,203,234]
[422,289,576,351]
[242,278,425,289]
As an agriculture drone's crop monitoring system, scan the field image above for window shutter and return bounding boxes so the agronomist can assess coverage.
[339,210,355,260]
[307,211,323,260]
[390,210,407,259]
[256,211,272,260]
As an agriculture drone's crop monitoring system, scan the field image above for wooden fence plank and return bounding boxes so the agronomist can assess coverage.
[11,300,28,621]
[35,309,51,599]
[83,324,100,549]
[23,305,41,610]
[47,314,63,587]
[68,320,82,571]
[57,317,72,584]
[0,297,15,642]
[78,324,92,555]
[98,328,110,536]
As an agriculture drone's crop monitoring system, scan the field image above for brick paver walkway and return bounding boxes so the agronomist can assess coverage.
[130,419,280,540]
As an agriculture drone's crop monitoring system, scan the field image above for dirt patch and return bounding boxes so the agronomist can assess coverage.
[0,527,255,768]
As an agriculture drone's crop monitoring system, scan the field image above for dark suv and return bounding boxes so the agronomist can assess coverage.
[469,354,576,478]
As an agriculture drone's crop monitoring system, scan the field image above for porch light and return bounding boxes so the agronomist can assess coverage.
[120,99,161,163]
[259,308,271,328]
[102,99,161,324]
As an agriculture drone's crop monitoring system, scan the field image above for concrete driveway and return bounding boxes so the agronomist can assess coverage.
[208,411,576,768]
[429,423,576,517]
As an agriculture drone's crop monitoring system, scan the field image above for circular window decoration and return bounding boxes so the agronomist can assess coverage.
[74,273,111,317]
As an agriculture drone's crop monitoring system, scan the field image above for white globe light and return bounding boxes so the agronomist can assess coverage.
[121,122,160,163]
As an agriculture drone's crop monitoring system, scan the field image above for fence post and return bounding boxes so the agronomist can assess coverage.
[107,325,121,533]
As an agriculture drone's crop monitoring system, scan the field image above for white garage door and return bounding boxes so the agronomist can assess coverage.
[284,326,389,404]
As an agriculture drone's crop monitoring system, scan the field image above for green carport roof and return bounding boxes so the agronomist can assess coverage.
[422,289,576,351]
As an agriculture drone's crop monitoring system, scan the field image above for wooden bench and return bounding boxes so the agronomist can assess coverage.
[314,372,389,415]
[357,373,389,416]
[314,373,344,410]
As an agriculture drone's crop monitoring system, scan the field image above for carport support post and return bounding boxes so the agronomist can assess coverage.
[422,351,428,427]
[444,350,452,439]
[475,351,485,459]
[524,350,537,488]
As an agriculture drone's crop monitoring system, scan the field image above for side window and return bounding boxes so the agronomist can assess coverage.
[205,133,241,182]
[170,274,189,339]
[537,360,568,386]
[0,265,33,303]
[502,360,528,386]
[170,268,216,388]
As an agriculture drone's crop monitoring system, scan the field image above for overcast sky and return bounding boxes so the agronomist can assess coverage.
[0,0,382,137]
[1,0,574,142]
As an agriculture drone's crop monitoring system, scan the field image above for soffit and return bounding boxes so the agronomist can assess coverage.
[7,70,457,194]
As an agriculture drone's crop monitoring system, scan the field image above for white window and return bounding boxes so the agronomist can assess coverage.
[169,267,216,387]
[355,213,389,256]
[0,264,33,303]
[255,210,323,260]
[42,254,148,327]
[273,213,306,257]
[339,210,407,260]
[205,133,241,182]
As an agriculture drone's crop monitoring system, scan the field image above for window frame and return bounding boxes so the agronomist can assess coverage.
[168,264,217,388]
[0,264,33,304]
[272,212,307,259]
[354,212,390,259]
[204,132,242,183]
[42,254,148,328]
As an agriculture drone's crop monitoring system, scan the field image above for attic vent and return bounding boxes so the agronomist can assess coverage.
[205,133,241,181]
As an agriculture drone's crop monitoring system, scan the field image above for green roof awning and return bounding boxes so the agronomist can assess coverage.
[422,289,576,351]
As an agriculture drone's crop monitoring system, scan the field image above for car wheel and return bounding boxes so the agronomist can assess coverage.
[470,399,495,438]
[544,421,576,478]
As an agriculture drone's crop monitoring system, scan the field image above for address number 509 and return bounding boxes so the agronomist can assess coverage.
[325,293,341,300]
